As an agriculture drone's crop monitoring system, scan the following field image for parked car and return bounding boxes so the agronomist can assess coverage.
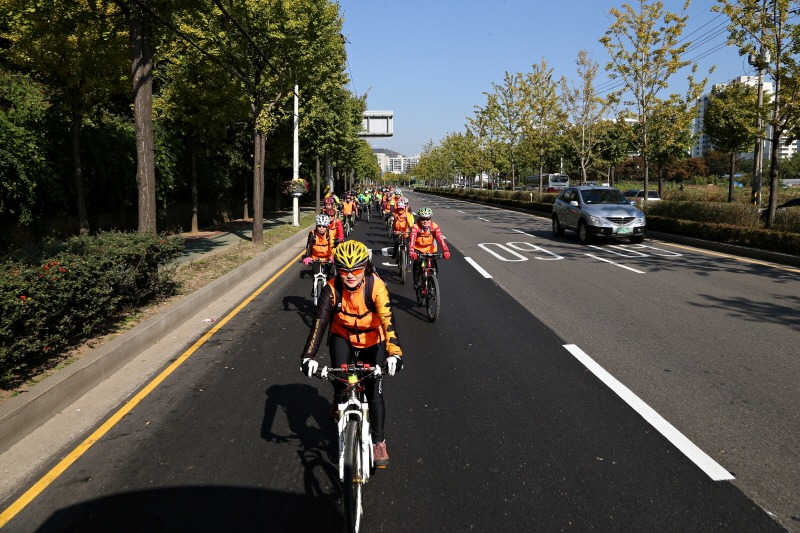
[552,186,647,244]
[760,197,800,221]
[623,189,662,203]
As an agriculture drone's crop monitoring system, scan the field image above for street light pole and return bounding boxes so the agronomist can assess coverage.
[292,82,300,226]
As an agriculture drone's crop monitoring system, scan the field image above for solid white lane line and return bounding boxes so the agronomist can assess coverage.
[478,217,491,222]
[563,344,734,481]
[585,254,645,273]
[464,257,493,278]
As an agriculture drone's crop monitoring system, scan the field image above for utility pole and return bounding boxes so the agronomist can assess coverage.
[749,0,768,207]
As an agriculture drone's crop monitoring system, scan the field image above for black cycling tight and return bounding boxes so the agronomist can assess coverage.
[329,334,387,442]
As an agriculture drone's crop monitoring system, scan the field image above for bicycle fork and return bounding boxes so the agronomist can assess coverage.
[337,399,373,482]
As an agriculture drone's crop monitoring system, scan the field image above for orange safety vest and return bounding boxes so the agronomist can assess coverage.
[392,212,413,234]
[330,275,386,348]
[310,232,334,259]
[412,222,441,253]
[342,200,355,216]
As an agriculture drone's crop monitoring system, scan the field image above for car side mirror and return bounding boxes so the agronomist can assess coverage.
[569,200,579,207]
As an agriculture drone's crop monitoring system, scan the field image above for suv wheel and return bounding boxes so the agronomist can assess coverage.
[578,220,593,245]
[552,216,565,236]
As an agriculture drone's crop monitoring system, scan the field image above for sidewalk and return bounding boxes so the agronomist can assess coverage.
[0,208,316,456]
[178,208,315,264]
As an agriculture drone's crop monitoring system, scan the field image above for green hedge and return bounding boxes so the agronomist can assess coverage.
[0,232,184,387]
[646,216,800,255]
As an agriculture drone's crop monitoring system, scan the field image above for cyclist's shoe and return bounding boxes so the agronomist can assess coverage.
[373,440,389,468]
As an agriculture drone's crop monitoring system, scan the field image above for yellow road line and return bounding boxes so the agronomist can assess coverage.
[0,251,304,528]
[657,241,800,274]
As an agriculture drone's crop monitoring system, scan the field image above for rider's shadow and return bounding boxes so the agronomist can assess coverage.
[261,383,340,499]
[282,295,316,327]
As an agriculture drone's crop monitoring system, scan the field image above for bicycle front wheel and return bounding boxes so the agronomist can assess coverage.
[399,248,407,284]
[313,276,325,306]
[425,275,440,322]
[342,419,363,532]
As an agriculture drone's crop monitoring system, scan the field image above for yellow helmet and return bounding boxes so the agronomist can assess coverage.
[334,240,370,269]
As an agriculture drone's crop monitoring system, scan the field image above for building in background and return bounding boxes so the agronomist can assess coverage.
[692,76,797,160]
[372,148,419,175]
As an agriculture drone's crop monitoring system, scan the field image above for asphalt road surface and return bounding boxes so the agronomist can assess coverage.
[1,191,796,532]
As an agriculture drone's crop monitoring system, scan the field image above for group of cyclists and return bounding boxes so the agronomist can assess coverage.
[299,186,450,467]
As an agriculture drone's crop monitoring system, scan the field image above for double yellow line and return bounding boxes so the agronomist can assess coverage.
[0,252,303,528]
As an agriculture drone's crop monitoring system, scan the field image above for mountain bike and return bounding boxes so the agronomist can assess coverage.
[311,260,334,306]
[385,215,394,238]
[415,253,442,322]
[343,215,354,237]
[362,202,370,222]
[313,362,389,533]
[393,231,409,285]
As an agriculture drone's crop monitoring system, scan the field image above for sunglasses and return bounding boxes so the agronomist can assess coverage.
[337,267,365,276]
[418,217,431,222]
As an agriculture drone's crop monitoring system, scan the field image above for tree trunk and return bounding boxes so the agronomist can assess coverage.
[728,151,736,203]
[129,0,156,233]
[71,110,89,235]
[190,142,199,232]
[252,126,265,245]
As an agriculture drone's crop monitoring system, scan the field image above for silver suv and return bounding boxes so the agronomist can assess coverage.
[552,186,646,244]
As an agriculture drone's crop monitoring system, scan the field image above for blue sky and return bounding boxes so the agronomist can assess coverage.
[339,0,754,156]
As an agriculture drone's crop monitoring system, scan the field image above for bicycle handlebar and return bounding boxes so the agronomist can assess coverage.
[311,362,391,382]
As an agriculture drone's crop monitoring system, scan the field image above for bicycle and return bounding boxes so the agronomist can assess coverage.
[343,215,354,237]
[393,231,410,284]
[311,260,334,306]
[362,202,370,222]
[414,252,442,322]
[313,362,390,533]
[385,215,394,238]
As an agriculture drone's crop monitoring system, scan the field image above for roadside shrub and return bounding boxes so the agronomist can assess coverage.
[0,231,183,387]
[646,216,800,255]
[774,206,800,233]
[647,201,761,227]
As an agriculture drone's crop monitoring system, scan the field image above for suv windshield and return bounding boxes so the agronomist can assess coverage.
[580,189,629,205]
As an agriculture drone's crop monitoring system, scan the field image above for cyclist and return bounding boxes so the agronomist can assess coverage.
[391,200,415,260]
[324,205,345,245]
[303,214,336,279]
[409,207,451,289]
[341,194,357,232]
[300,240,404,467]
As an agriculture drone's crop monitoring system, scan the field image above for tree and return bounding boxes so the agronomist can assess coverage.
[703,82,761,201]
[487,71,526,188]
[648,98,695,195]
[560,51,609,184]
[716,0,800,226]
[0,69,50,225]
[1,0,130,233]
[600,0,706,205]
[521,58,563,193]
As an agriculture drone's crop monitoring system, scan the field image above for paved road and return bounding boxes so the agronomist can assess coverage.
[0,195,793,531]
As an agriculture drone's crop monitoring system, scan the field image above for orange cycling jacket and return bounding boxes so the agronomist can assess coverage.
[301,273,403,356]
[409,221,449,254]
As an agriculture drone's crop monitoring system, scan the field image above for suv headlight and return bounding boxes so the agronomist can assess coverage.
[635,216,646,226]
[588,214,608,226]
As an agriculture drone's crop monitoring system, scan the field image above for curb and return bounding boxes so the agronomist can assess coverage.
[0,226,312,455]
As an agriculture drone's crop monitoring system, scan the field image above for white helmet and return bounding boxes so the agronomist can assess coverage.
[315,214,330,226]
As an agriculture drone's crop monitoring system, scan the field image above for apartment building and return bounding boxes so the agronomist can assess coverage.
[692,76,797,160]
